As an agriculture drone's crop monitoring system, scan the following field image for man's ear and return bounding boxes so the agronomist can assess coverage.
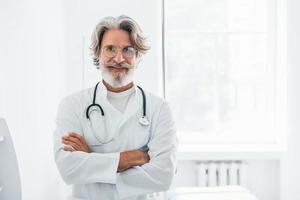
[96,57,104,69]
[93,57,99,68]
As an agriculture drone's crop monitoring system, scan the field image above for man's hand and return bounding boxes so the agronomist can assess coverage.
[62,132,91,153]
[118,150,150,172]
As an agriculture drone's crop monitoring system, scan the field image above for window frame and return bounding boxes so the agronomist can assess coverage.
[162,0,287,154]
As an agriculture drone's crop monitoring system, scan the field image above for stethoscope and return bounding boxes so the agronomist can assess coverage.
[85,82,150,144]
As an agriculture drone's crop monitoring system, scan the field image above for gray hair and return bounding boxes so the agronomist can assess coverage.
[90,15,150,66]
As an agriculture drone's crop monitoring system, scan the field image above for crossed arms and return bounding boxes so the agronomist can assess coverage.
[53,96,177,199]
[62,132,150,172]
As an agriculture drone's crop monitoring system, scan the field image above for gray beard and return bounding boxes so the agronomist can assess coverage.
[100,66,135,88]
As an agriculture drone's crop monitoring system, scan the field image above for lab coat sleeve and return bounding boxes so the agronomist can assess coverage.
[53,96,120,185]
[115,101,178,199]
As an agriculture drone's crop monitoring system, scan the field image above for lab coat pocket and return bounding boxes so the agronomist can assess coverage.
[134,125,151,149]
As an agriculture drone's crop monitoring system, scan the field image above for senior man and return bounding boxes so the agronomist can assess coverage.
[53,15,178,200]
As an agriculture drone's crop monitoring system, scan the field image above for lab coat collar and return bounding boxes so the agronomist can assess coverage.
[97,80,138,99]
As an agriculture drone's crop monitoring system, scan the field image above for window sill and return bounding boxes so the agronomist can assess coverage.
[177,143,287,160]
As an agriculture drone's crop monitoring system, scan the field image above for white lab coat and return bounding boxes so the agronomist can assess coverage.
[53,81,178,200]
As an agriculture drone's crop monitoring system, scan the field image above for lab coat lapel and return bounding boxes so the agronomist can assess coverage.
[118,84,141,129]
[96,81,141,131]
[96,81,123,139]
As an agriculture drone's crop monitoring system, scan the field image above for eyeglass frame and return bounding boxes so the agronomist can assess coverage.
[100,45,137,59]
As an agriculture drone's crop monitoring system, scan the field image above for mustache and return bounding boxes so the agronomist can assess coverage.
[105,62,132,69]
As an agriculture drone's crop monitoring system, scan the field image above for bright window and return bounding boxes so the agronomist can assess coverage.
[164,0,287,150]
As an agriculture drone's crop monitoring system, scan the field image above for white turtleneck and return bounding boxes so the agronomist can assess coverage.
[106,86,136,113]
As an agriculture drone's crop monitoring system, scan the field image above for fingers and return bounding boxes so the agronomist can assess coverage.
[62,132,85,149]
[63,135,83,146]
[64,145,75,152]
[69,132,86,144]
[61,132,91,153]
[62,139,81,150]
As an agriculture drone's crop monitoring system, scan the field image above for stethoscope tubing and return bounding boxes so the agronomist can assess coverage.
[86,82,147,119]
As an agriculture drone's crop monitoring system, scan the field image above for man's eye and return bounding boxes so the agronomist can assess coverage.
[123,47,134,53]
[107,46,116,52]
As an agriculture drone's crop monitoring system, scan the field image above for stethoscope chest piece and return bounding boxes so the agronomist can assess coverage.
[139,116,150,126]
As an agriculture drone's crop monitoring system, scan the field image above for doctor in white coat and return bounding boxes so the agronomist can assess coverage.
[53,15,178,200]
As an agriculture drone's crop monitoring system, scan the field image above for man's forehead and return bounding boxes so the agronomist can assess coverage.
[101,28,132,46]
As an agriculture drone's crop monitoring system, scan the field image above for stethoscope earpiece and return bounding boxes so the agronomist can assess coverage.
[139,116,150,126]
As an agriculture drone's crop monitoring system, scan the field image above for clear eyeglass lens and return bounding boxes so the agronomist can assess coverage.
[103,45,135,58]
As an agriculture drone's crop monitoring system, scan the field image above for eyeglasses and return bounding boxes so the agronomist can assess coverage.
[102,45,136,59]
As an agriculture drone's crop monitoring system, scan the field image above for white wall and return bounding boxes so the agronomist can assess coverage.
[62,0,163,96]
[0,0,67,199]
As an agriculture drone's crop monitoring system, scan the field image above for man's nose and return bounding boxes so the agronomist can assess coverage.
[113,51,125,63]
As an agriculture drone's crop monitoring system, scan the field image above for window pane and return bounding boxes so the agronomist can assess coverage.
[165,0,279,144]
